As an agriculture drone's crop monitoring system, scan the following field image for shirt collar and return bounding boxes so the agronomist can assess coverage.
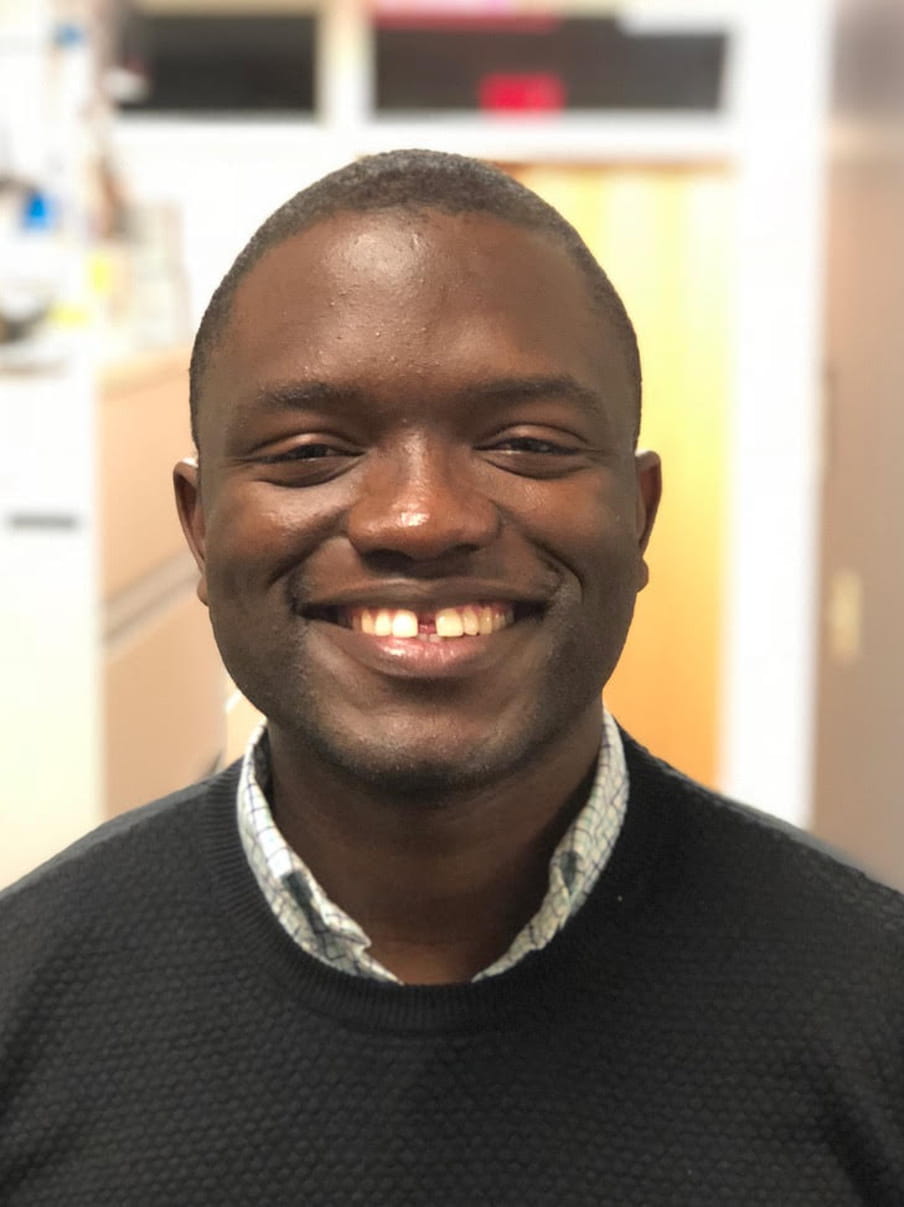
[237,709,629,982]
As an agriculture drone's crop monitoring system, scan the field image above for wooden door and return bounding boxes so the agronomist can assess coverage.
[512,165,733,787]
[813,153,904,888]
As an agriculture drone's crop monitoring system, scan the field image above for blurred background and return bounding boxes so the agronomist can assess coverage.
[1,0,902,890]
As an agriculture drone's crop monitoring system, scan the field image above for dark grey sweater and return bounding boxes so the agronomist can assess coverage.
[3,738,904,1205]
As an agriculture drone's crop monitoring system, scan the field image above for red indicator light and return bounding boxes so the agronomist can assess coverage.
[479,72,565,112]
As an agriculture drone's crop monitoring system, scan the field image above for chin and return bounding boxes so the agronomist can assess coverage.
[296,715,542,805]
[329,737,506,801]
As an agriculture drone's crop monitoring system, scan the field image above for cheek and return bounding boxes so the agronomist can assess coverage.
[203,485,338,597]
[524,480,642,595]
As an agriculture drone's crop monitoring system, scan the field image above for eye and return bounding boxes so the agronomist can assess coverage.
[252,439,362,486]
[257,442,352,464]
[476,430,587,479]
[486,436,578,455]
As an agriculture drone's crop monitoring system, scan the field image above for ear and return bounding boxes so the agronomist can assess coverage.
[173,457,209,606]
[633,449,662,591]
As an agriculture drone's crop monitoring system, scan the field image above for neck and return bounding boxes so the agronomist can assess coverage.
[267,710,603,985]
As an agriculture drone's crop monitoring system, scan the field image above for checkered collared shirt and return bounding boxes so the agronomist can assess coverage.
[237,709,629,983]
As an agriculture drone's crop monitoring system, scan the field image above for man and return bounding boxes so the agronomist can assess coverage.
[2,150,903,1204]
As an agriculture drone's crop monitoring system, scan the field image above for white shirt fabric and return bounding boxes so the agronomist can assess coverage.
[237,709,629,983]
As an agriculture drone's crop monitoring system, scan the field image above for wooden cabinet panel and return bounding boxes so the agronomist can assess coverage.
[104,577,225,818]
[100,349,193,600]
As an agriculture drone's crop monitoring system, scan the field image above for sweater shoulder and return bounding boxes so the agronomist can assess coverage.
[622,735,904,949]
[0,764,241,961]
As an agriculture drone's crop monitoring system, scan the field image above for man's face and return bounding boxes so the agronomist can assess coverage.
[177,209,660,795]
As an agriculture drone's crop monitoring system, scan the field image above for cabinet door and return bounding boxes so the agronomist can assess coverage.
[105,585,225,816]
[100,350,193,600]
[100,350,226,816]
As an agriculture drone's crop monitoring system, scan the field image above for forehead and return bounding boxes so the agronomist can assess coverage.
[200,209,632,440]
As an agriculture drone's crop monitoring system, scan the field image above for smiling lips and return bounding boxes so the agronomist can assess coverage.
[306,598,543,679]
[341,603,515,642]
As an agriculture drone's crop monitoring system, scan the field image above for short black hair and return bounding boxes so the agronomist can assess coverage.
[189,148,642,445]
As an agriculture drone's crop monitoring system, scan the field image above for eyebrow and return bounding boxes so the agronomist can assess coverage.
[254,374,604,418]
[254,380,367,411]
[456,375,604,417]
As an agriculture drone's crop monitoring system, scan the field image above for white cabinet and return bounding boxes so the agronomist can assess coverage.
[0,347,226,888]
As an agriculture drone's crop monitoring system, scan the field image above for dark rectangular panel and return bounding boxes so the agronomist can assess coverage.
[120,15,315,113]
[375,17,727,113]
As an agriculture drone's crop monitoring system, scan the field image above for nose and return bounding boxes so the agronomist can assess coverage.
[345,439,501,563]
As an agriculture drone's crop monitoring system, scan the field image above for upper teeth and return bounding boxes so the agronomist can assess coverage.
[349,604,514,639]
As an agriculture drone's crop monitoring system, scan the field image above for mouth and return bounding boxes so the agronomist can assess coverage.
[304,600,542,642]
[300,597,547,681]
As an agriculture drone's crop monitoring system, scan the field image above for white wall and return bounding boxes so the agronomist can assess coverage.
[719,1,832,826]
